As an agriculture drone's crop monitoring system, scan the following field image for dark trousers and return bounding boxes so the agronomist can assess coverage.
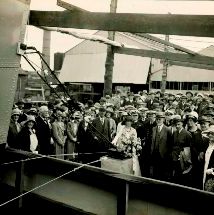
[150,151,170,181]
[172,161,192,187]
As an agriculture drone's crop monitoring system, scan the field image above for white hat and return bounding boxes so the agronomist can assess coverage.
[25,115,36,124]
[11,108,21,116]
[39,105,49,113]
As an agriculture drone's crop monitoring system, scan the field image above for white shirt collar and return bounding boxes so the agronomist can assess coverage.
[158,124,164,131]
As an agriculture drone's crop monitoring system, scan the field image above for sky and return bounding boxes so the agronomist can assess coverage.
[22,0,214,70]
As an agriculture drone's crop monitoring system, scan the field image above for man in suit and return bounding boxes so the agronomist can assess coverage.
[91,107,111,154]
[146,91,159,110]
[36,106,53,155]
[138,110,157,177]
[172,117,192,186]
[150,112,171,181]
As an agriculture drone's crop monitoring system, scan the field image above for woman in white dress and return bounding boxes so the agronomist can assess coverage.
[112,115,141,176]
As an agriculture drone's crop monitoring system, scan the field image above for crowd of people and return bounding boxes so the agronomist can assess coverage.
[7,89,214,192]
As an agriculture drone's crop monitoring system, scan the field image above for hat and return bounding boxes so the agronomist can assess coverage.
[147,110,156,115]
[94,103,101,109]
[121,111,128,116]
[136,100,144,105]
[131,110,139,116]
[207,103,214,108]
[125,105,136,111]
[186,91,193,96]
[173,115,183,123]
[198,116,211,124]
[11,108,21,116]
[197,93,204,98]
[25,115,36,124]
[181,95,187,99]
[106,107,114,113]
[27,107,37,114]
[55,110,63,117]
[100,97,107,102]
[165,110,174,116]
[168,93,175,97]
[203,127,214,135]
[185,113,198,121]
[156,112,165,118]
[149,91,155,95]
[39,105,49,113]
[99,107,106,112]
[119,107,125,112]
[138,107,148,112]
[203,110,214,117]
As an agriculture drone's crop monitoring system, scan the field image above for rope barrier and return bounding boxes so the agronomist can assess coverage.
[0,158,101,207]
[0,151,107,166]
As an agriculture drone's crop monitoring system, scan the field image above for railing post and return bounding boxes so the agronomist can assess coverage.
[117,182,129,215]
[15,161,24,208]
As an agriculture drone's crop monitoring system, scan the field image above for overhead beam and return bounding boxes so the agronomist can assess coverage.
[29,10,214,37]
[168,61,214,71]
[135,33,198,55]
[57,0,89,12]
[114,47,214,66]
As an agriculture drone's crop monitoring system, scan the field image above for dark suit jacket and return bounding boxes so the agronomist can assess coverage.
[36,116,52,155]
[151,125,171,159]
[91,117,111,151]
[77,120,95,153]
[172,128,192,161]
[146,98,159,110]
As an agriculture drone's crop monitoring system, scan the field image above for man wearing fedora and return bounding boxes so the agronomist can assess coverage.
[146,91,159,110]
[91,107,111,154]
[150,112,172,181]
[186,113,209,189]
[139,110,157,177]
[171,117,192,186]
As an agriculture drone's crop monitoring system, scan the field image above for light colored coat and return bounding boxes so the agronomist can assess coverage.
[52,121,66,159]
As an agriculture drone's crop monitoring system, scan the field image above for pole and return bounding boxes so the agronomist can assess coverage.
[103,0,118,96]
[161,34,169,93]
[15,161,24,208]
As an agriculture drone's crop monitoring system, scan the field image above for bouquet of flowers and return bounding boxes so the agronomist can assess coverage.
[116,132,142,158]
